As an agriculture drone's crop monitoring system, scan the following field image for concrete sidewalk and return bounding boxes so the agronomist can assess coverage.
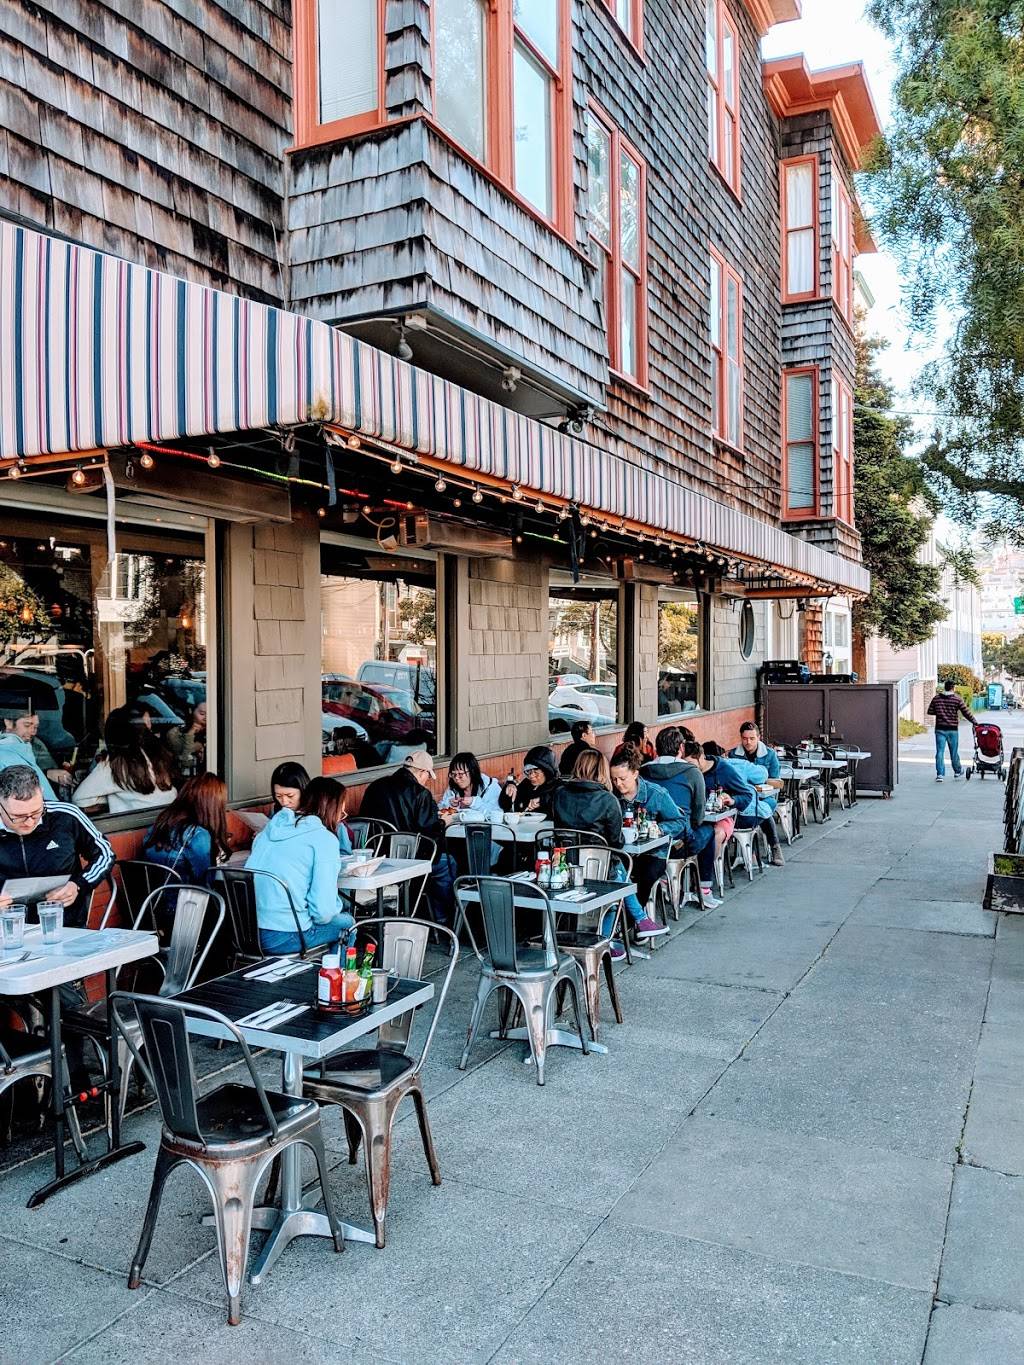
[1,716,1023,1363]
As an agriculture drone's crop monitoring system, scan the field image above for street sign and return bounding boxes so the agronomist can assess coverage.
[1015,596,1024,615]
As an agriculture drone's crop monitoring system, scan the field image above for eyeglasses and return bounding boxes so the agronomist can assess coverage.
[0,800,44,827]
[523,765,539,775]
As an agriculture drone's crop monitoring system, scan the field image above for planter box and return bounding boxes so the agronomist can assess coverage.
[983,852,1024,912]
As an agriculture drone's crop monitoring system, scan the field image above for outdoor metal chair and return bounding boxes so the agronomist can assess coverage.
[798,781,826,826]
[66,884,225,1127]
[829,771,852,810]
[547,845,628,1040]
[712,844,735,899]
[347,817,394,851]
[302,917,459,1248]
[455,875,590,1085]
[773,799,796,846]
[729,826,769,880]
[215,867,325,960]
[536,828,609,856]
[0,1028,87,1160]
[667,853,712,914]
[378,831,437,918]
[116,860,181,925]
[110,991,342,1326]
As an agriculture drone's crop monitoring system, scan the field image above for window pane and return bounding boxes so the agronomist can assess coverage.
[710,257,721,345]
[620,268,637,378]
[786,162,814,229]
[658,595,701,714]
[321,558,437,766]
[513,0,558,65]
[318,0,378,124]
[726,276,739,361]
[513,42,552,217]
[620,151,640,269]
[786,373,813,441]
[723,113,735,186]
[615,0,633,38]
[728,359,741,445]
[435,0,486,161]
[722,22,735,108]
[586,113,612,247]
[548,583,619,736]
[711,351,721,427]
[0,519,209,812]
[707,84,718,161]
[705,0,718,77]
[787,228,815,295]
[787,443,816,508]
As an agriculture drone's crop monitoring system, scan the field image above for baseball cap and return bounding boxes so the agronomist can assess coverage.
[404,751,435,775]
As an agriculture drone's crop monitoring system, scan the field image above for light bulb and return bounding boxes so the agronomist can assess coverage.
[20,604,32,623]
[317,506,326,518]
[207,451,221,469]
[452,496,463,508]
[472,487,484,504]
[346,434,362,450]
[390,458,403,475]
[435,477,447,492]
[512,485,523,501]
[139,451,155,470]
[589,528,598,539]
[71,465,86,486]
[8,465,21,480]
[558,508,569,521]
[534,499,544,514]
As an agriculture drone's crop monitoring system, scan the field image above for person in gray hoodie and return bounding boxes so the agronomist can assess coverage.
[246,776,355,954]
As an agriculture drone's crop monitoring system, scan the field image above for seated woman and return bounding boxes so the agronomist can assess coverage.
[73,707,177,815]
[246,776,355,954]
[551,748,623,848]
[608,743,682,943]
[270,761,310,814]
[438,752,502,816]
[142,773,231,883]
[623,722,656,762]
[499,745,560,816]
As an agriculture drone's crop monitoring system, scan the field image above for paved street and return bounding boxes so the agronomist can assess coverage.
[2,719,1023,1364]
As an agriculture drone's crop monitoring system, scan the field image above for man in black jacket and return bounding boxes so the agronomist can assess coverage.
[559,720,597,777]
[359,752,455,923]
[0,764,114,926]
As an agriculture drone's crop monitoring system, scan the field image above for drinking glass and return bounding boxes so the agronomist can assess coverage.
[1,905,26,953]
[38,901,64,946]
[571,864,585,889]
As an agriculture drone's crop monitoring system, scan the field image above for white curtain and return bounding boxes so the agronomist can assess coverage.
[318,0,377,124]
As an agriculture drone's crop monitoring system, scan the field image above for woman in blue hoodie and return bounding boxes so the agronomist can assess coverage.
[246,776,354,954]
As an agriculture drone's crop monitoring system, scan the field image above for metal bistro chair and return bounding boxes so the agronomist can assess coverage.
[798,779,826,826]
[116,860,182,925]
[0,1028,88,1160]
[550,844,629,1041]
[66,884,225,1128]
[456,875,590,1086]
[347,817,394,851]
[214,867,326,962]
[302,917,459,1249]
[378,831,437,919]
[773,799,796,846]
[110,992,343,1326]
[729,825,770,881]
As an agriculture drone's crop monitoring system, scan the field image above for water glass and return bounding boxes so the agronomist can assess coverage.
[1,905,26,953]
[371,967,391,1004]
[38,901,64,946]
[571,864,585,889]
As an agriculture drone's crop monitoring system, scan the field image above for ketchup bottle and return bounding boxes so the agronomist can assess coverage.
[317,952,343,1006]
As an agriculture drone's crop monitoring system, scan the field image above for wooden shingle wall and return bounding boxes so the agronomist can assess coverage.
[0,0,291,301]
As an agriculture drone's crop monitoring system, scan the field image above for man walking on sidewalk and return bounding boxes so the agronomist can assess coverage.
[927,679,978,782]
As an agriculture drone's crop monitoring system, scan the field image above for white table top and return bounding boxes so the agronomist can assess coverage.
[338,856,433,892]
[0,926,160,995]
[778,767,820,782]
[181,972,434,1061]
[837,750,871,760]
[623,832,672,856]
[457,876,635,918]
[445,819,551,844]
[796,758,850,771]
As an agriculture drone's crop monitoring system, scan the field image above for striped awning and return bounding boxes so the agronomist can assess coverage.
[0,222,869,594]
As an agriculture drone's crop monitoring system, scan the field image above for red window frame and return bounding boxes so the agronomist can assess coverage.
[781,155,819,304]
[603,0,644,53]
[832,373,855,523]
[710,247,744,448]
[706,0,741,198]
[293,0,387,148]
[782,367,820,520]
[587,104,649,387]
[832,174,854,325]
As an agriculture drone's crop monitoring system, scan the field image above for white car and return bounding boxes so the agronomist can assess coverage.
[547,681,617,718]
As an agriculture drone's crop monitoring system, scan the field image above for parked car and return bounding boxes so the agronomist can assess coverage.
[548,680,617,718]
[548,703,618,735]
[0,668,77,760]
[548,673,589,689]
[356,660,436,714]
[322,675,425,746]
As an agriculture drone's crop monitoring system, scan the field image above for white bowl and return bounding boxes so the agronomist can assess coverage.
[459,810,489,824]
[503,813,521,827]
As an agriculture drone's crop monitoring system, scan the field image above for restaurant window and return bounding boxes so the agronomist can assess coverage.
[781,156,818,302]
[710,248,743,448]
[657,590,703,715]
[548,575,619,737]
[832,374,855,523]
[293,0,385,145]
[320,543,440,769]
[831,173,854,325]
[783,367,818,518]
[0,510,210,813]
[706,0,740,195]
[823,601,852,674]
[435,0,488,162]
[586,107,648,384]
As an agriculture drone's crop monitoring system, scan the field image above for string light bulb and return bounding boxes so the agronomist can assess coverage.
[346,434,361,450]
[8,465,21,480]
[558,507,569,521]
[512,485,523,501]
[19,604,32,624]
[207,450,221,469]
[390,457,403,475]
[139,451,155,470]
[71,465,87,486]
[317,506,326,518]
[589,528,598,539]
[534,499,544,514]
[471,487,484,504]
[452,496,462,508]
[434,476,447,492]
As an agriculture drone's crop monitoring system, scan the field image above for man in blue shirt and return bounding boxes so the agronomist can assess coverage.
[724,723,785,867]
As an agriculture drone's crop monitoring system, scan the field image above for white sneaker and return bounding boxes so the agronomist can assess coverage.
[935,775,944,782]
[700,886,723,908]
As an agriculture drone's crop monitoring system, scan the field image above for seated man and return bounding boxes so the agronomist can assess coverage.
[608,744,683,940]
[359,752,455,924]
[559,718,598,777]
[0,712,57,800]
[643,725,716,874]
[727,721,785,867]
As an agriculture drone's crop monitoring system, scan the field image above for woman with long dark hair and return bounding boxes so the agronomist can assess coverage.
[623,722,656,761]
[270,761,311,813]
[142,772,231,882]
[438,752,501,816]
[73,706,177,815]
[246,775,355,953]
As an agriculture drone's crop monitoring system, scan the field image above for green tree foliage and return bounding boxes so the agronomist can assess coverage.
[983,630,1008,671]
[983,632,1024,677]
[658,603,699,671]
[866,0,1024,538]
[0,564,50,647]
[853,329,949,647]
[938,661,984,692]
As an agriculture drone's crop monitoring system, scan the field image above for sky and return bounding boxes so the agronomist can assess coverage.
[761,2,941,414]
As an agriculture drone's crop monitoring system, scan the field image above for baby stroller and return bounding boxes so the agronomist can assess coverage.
[966,723,1006,781]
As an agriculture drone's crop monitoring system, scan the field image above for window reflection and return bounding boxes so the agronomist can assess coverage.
[657,591,701,714]
[548,580,619,736]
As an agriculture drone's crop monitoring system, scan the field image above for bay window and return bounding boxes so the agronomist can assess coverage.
[710,249,743,447]
[832,174,854,324]
[781,156,818,302]
[783,368,818,518]
[706,0,741,195]
[294,0,384,145]
[587,107,648,384]
[832,374,854,523]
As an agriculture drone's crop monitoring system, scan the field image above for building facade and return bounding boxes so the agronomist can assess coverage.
[0,0,879,833]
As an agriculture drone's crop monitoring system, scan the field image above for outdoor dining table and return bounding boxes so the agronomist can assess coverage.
[795,757,849,817]
[0,926,159,1207]
[338,855,433,916]
[623,831,672,858]
[456,874,635,1057]
[178,962,433,1283]
[444,817,552,871]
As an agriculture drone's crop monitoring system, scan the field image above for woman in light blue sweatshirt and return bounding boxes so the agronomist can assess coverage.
[246,777,354,954]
